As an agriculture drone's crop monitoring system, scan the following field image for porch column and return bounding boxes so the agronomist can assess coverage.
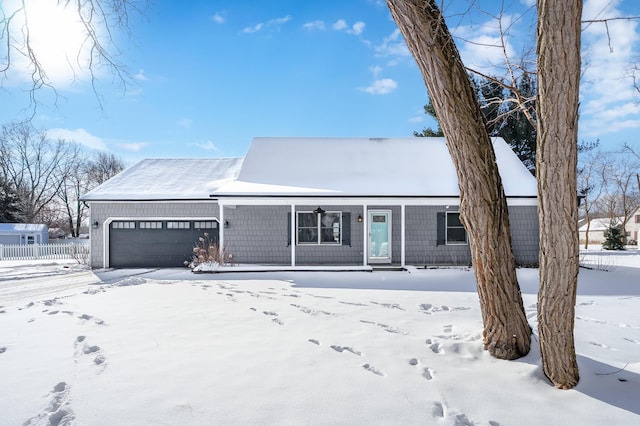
[219,205,225,249]
[362,204,368,266]
[401,204,406,267]
[291,204,296,267]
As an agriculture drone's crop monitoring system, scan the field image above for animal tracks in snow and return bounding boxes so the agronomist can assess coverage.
[330,345,362,356]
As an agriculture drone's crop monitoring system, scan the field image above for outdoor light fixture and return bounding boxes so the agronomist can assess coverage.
[224,220,230,228]
[92,221,99,229]
[357,214,363,223]
[314,207,325,214]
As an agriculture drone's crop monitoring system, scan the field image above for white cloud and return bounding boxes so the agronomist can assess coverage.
[349,21,366,36]
[374,29,411,65]
[212,12,225,24]
[194,140,221,153]
[120,142,148,152]
[133,69,147,81]
[369,65,383,77]
[408,115,425,123]
[269,15,292,26]
[332,19,366,36]
[47,128,107,151]
[241,15,291,34]
[303,20,325,31]
[579,0,640,139]
[241,23,263,34]
[332,19,348,31]
[360,78,398,95]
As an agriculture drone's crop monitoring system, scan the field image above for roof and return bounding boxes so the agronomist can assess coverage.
[81,158,243,201]
[0,223,48,232]
[579,217,623,232]
[213,137,537,198]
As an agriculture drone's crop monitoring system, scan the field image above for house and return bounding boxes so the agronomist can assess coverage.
[81,137,539,269]
[0,223,49,245]
[579,207,640,245]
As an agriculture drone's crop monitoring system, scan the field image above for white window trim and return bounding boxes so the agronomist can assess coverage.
[296,211,343,246]
[445,211,468,245]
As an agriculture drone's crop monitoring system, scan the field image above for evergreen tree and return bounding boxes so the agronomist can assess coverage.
[416,74,537,175]
[602,226,625,250]
[0,176,21,222]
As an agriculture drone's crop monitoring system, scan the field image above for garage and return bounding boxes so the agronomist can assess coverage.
[109,220,219,267]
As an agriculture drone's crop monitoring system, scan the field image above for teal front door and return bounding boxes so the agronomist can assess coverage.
[368,210,391,263]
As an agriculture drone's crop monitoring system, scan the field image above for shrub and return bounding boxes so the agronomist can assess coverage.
[602,226,625,250]
[185,233,232,268]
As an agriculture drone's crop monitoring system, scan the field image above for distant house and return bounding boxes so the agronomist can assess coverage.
[81,137,539,269]
[579,207,640,244]
[0,223,49,245]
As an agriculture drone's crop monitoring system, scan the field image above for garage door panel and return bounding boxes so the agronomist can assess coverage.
[109,221,218,267]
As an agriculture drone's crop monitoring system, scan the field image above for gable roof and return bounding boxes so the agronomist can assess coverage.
[81,158,243,201]
[213,137,537,198]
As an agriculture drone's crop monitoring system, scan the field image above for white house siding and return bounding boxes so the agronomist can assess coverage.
[88,202,219,268]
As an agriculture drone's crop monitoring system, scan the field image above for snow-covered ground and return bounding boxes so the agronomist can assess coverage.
[1,250,639,426]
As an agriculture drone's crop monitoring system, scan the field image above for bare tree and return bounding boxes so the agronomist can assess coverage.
[0,0,147,113]
[578,149,608,248]
[57,152,125,237]
[536,0,582,389]
[87,152,126,186]
[387,0,531,360]
[599,152,640,241]
[0,121,80,223]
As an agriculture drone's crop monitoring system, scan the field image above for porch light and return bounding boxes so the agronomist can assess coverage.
[357,214,363,223]
[314,207,325,214]
[224,220,230,228]
[92,221,99,229]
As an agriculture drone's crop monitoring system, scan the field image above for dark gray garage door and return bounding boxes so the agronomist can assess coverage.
[109,220,219,267]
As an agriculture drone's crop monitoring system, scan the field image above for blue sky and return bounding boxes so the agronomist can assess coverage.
[1,0,639,163]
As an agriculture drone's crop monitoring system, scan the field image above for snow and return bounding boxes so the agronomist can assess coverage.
[80,158,243,201]
[1,253,638,425]
[214,137,538,198]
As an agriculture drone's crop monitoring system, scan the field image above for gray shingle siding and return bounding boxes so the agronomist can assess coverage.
[89,202,538,268]
[88,202,219,268]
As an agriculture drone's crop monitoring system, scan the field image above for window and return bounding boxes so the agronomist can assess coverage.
[139,221,163,229]
[112,221,135,229]
[167,221,190,229]
[446,212,467,245]
[635,215,640,224]
[297,211,341,245]
[194,221,218,229]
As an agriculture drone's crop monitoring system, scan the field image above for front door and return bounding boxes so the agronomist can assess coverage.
[368,210,391,263]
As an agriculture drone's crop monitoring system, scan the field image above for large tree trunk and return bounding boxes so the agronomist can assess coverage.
[536,0,582,389]
[387,0,531,359]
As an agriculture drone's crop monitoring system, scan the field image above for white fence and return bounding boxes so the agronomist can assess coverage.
[0,242,90,261]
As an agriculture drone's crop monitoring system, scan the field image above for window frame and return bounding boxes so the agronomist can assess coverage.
[111,221,136,230]
[139,221,163,229]
[445,211,468,245]
[296,211,343,246]
[193,221,218,229]
[167,221,191,230]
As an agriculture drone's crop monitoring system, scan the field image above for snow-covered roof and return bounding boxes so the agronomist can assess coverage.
[579,217,623,232]
[0,223,48,232]
[81,158,243,201]
[213,137,537,198]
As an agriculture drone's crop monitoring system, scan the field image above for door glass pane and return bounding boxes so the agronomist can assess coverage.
[369,214,389,258]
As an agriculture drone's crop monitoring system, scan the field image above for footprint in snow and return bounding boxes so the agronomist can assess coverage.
[0,347,6,354]
[330,345,362,356]
[432,402,445,419]
[362,363,385,376]
[422,367,435,380]
[308,339,320,345]
[23,382,75,426]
